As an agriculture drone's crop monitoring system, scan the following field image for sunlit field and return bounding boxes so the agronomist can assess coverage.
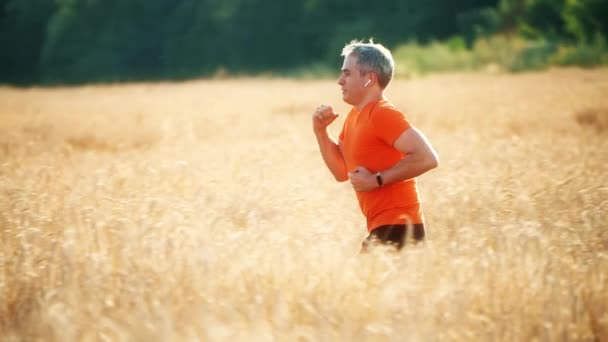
[1,68,607,341]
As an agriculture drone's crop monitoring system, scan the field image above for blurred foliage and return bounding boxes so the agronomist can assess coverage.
[394,34,607,76]
[0,0,53,83]
[0,0,606,84]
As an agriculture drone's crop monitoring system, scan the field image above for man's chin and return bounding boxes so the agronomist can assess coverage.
[342,94,353,105]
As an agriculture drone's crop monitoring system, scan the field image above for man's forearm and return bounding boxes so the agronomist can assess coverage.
[381,153,438,185]
[315,131,348,182]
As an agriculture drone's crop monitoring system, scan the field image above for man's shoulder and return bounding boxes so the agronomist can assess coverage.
[377,101,402,113]
[371,101,406,120]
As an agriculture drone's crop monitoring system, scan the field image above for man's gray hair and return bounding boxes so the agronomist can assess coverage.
[341,39,395,89]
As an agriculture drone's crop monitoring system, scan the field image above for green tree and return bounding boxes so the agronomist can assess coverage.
[0,0,54,84]
[41,0,177,83]
[519,0,566,39]
[563,0,608,42]
[2,0,605,84]
[162,0,219,77]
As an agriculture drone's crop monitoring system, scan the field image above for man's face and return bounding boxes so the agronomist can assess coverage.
[337,54,369,106]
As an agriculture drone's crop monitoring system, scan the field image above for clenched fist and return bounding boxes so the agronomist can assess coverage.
[312,104,339,134]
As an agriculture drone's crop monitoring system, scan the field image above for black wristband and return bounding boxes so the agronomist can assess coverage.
[376,172,383,187]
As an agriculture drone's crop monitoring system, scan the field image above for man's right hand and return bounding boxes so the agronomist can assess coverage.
[313,105,339,134]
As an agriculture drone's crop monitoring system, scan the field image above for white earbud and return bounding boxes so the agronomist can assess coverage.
[364,79,371,87]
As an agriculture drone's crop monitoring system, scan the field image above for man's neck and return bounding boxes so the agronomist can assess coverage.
[355,92,385,112]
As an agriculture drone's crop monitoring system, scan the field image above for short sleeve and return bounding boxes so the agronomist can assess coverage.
[370,106,412,146]
[339,114,349,141]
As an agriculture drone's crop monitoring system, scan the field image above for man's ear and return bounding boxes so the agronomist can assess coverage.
[364,73,377,87]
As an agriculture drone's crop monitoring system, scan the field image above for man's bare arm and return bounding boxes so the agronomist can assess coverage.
[381,127,439,185]
[313,105,349,182]
[314,132,348,181]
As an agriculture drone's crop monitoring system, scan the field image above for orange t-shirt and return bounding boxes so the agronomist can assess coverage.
[339,100,423,231]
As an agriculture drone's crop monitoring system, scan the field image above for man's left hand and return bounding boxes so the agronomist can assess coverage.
[348,166,378,192]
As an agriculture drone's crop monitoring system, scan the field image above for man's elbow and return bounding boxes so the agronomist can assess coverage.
[426,153,439,171]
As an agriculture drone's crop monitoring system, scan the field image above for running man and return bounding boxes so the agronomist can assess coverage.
[312,40,439,251]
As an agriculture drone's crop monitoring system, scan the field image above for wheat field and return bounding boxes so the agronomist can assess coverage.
[1,68,607,341]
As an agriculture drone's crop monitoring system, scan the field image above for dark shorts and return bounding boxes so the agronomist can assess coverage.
[361,223,425,252]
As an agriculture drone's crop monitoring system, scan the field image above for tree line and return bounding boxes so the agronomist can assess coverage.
[1,0,606,85]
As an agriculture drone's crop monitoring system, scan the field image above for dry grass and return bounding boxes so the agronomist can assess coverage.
[574,107,608,133]
[1,68,607,341]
